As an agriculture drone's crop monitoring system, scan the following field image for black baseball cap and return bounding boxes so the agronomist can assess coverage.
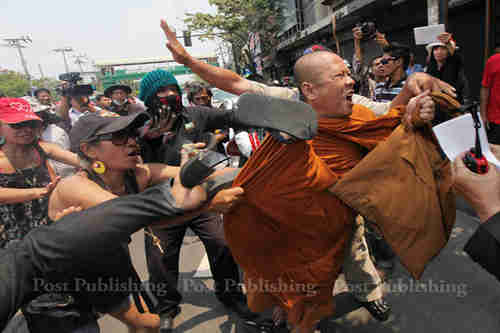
[69,112,150,153]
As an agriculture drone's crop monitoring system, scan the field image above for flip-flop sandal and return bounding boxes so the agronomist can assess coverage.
[235,93,317,141]
[202,169,240,199]
[179,133,230,188]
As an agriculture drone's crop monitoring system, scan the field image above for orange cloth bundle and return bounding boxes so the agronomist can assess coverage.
[224,104,405,329]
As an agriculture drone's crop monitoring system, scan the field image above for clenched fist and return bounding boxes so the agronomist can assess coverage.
[404,90,435,130]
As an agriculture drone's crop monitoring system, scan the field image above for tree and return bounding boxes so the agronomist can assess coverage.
[0,71,30,97]
[185,0,284,75]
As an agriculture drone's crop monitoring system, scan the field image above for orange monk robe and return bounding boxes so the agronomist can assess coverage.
[224,104,406,329]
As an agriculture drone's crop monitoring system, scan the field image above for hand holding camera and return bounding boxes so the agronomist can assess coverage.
[355,22,377,41]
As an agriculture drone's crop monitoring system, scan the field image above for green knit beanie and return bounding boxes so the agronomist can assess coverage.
[139,69,182,106]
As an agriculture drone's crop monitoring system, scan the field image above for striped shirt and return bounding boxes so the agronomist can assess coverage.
[374,76,406,103]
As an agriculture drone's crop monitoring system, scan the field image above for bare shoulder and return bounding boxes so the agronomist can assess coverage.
[56,172,91,192]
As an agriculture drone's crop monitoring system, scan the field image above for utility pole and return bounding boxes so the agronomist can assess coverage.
[2,36,33,94]
[427,0,447,27]
[38,64,45,79]
[53,47,74,73]
[73,54,87,73]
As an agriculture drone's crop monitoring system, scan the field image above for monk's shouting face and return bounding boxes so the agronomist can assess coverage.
[296,52,355,118]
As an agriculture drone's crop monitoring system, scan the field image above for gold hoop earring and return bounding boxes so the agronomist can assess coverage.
[92,161,106,174]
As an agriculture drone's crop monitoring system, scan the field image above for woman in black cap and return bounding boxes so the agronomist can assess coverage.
[48,111,243,332]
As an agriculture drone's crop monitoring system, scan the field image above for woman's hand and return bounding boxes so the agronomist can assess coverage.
[37,176,61,198]
[170,143,209,210]
[437,32,452,45]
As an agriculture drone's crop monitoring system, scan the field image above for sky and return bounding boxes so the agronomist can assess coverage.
[1,0,218,79]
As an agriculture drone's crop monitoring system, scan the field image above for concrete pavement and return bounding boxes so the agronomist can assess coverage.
[99,206,500,333]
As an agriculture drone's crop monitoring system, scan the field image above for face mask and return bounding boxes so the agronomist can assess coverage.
[112,99,127,106]
[158,95,182,113]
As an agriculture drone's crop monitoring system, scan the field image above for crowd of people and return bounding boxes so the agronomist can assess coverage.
[0,12,500,333]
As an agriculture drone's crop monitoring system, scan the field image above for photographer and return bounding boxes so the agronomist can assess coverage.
[55,73,96,129]
[352,25,388,99]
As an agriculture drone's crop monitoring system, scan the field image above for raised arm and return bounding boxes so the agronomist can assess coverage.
[390,72,457,109]
[160,19,253,95]
[40,141,80,168]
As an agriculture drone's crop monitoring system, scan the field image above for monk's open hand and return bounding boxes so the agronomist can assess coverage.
[404,90,435,130]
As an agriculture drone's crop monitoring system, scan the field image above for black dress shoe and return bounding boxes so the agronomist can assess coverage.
[359,298,391,322]
[216,292,257,320]
[159,306,181,333]
[243,318,290,333]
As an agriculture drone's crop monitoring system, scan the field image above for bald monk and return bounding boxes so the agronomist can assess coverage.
[160,18,459,324]
[221,51,441,333]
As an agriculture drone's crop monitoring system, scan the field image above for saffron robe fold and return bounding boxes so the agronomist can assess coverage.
[224,104,454,329]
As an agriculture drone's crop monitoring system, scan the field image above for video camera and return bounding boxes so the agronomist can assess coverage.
[356,21,377,41]
[57,72,93,97]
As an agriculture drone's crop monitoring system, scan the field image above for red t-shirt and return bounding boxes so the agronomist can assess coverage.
[482,54,500,123]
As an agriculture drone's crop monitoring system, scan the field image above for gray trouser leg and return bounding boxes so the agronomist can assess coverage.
[343,216,383,302]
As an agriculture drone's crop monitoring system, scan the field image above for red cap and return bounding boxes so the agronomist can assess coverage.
[0,98,42,124]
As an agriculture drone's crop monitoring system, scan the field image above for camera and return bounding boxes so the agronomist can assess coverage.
[57,72,92,97]
[356,22,377,41]
[59,72,82,85]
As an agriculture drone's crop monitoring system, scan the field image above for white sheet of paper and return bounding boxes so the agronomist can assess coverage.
[432,114,500,168]
[414,24,445,45]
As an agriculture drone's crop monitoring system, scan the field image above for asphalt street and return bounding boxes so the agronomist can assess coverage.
[98,199,500,333]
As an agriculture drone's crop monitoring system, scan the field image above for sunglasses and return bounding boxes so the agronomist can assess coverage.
[8,121,41,130]
[96,129,138,146]
[193,95,211,102]
[380,57,398,65]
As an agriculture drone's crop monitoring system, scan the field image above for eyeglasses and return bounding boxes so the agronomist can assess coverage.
[380,57,398,65]
[96,129,138,146]
[8,121,41,130]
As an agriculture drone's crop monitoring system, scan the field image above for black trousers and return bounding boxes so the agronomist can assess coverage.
[0,183,184,331]
[145,212,241,311]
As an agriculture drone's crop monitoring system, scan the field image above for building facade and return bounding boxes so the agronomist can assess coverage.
[263,0,497,98]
